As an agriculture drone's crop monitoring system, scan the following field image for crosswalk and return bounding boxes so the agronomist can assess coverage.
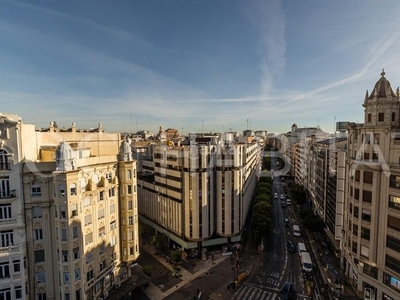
[231,284,278,300]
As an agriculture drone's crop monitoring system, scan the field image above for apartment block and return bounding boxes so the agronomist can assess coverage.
[137,133,261,250]
[1,115,139,300]
[344,71,400,300]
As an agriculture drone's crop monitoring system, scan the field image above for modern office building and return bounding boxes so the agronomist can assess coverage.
[344,70,400,300]
[0,114,139,300]
[137,133,261,250]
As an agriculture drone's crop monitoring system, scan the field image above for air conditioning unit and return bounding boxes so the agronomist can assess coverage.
[115,283,121,289]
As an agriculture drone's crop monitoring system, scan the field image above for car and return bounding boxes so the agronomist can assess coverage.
[279,281,296,300]
[284,218,290,227]
[287,240,296,253]
[280,194,284,199]
[281,201,287,208]
[274,193,278,199]
[286,199,291,205]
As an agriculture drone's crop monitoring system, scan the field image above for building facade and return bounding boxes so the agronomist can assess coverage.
[1,114,139,300]
[344,71,400,300]
[137,133,261,250]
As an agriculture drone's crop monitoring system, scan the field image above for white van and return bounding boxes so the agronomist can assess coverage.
[297,242,307,257]
[292,225,301,237]
[300,252,313,272]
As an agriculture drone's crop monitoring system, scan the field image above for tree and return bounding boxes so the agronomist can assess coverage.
[150,233,168,252]
[290,183,307,205]
[171,251,182,265]
[254,194,270,204]
[259,176,273,185]
[142,266,152,277]
[251,201,273,236]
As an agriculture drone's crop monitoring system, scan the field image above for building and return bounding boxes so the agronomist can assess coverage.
[137,133,261,250]
[344,70,400,300]
[1,114,139,300]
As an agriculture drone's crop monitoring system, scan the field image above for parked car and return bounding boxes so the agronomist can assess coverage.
[279,281,296,300]
[281,201,287,208]
[287,240,296,253]
[286,199,292,205]
[280,194,284,199]
[284,218,290,227]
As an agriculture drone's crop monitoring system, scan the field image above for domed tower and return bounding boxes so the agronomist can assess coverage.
[363,69,400,126]
[118,137,132,161]
[55,141,76,171]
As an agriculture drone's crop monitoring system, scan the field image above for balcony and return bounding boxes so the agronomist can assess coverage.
[0,243,26,257]
[0,190,16,200]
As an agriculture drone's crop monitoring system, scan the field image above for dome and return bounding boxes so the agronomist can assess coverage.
[367,69,396,99]
[56,141,76,161]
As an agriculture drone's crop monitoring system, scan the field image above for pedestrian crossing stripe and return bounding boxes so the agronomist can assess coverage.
[232,285,278,300]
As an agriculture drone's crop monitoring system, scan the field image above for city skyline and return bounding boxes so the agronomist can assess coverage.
[1,0,400,134]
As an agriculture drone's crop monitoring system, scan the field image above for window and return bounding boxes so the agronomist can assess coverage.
[0,149,10,170]
[13,260,20,273]
[389,195,400,211]
[0,262,10,278]
[71,204,77,217]
[31,185,42,197]
[84,214,92,226]
[15,286,22,299]
[355,170,360,182]
[127,170,132,179]
[58,184,66,197]
[0,231,13,247]
[390,175,400,189]
[98,226,105,238]
[86,270,94,282]
[110,204,115,214]
[98,208,104,220]
[363,262,378,279]
[367,114,371,122]
[60,206,66,218]
[80,178,86,193]
[61,228,67,241]
[85,232,93,245]
[109,187,115,197]
[110,221,116,231]
[388,215,400,232]
[74,268,80,281]
[99,243,106,254]
[353,206,359,218]
[64,293,70,300]
[392,112,396,122]
[378,112,384,122]
[83,196,91,207]
[362,209,371,222]
[105,172,112,183]
[128,231,133,241]
[70,183,77,195]
[363,190,372,203]
[0,288,11,300]
[33,206,42,218]
[361,227,370,240]
[100,260,106,271]
[127,185,132,194]
[35,250,45,262]
[354,188,359,200]
[385,255,400,273]
[63,272,69,284]
[130,247,134,255]
[0,176,10,198]
[75,289,81,300]
[38,293,46,300]
[129,216,133,225]
[34,229,43,240]
[387,235,400,252]
[72,226,78,238]
[364,171,373,184]
[353,223,358,236]
[352,241,357,254]
[0,204,12,219]
[110,235,116,246]
[62,250,68,263]
[374,133,380,144]
[99,191,104,201]
[85,251,93,264]
[73,247,80,260]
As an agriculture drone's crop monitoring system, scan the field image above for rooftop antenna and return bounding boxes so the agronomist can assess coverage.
[247,118,249,130]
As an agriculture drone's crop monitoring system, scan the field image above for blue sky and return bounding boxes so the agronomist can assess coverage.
[1,0,400,134]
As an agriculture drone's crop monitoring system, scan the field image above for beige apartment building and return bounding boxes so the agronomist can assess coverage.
[0,115,139,300]
[137,133,261,250]
[344,71,400,300]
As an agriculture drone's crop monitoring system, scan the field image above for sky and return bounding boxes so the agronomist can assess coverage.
[1,0,400,135]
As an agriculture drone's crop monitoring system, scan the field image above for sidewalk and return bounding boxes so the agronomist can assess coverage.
[140,243,229,300]
[307,231,360,300]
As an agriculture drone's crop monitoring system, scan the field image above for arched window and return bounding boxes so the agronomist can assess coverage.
[0,149,9,170]
[92,174,99,185]
[105,172,112,183]
[58,184,66,197]
[127,170,132,180]
[70,183,77,196]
